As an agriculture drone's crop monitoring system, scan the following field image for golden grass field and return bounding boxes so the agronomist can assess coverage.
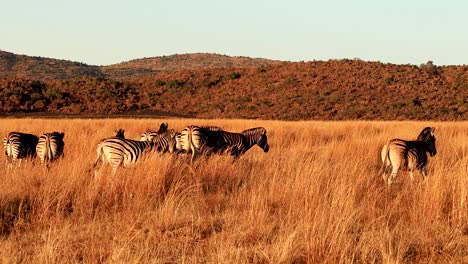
[0,118,466,263]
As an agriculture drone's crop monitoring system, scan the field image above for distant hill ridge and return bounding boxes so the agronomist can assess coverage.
[0,50,466,120]
[0,50,282,80]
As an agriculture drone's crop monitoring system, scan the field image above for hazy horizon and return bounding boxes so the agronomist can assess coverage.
[1,0,467,66]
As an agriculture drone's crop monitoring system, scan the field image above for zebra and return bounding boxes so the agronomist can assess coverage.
[141,130,181,154]
[94,123,169,174]
[36,132,65,167]
[3,132,39,166]
[93,138,157,175]
[180,126,269,162]
[179,125,227,162]
[140,123,169,142]
[211,127,270,159]
[381,127,437,185]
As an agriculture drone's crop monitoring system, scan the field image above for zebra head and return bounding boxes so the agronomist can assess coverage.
[242,127,269,153]
[419,127,436,157]
[114,129,125,138]
[157,123,169,133]
[417,127,434,141]
[52,132,65,140]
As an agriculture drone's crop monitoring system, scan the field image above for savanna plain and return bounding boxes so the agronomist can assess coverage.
[0,118,466,263]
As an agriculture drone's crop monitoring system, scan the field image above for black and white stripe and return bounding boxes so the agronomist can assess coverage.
[381,127,437,185]
[180,126,269,161]
[211,127,270,159]
[145,132,181,154]
[36,132,65,167]
[179,126,221,162]
[3,132,39,166]
[93,137,157,174]
[140,123,169,142]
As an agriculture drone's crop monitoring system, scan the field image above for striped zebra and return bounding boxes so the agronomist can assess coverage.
[3,132,39,166]
[180,126,269,162]
[36,132,65,167]
[94,123,170,174]
[141,130,181,154]
[140,123,169,142]
[212,127,270,159]
[381,127,437,185]
[179,125,225,162]
[93,137,157,175]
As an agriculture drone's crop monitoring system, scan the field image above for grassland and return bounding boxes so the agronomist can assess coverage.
[0,118,466,263]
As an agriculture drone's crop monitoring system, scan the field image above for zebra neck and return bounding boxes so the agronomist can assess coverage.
[242,135,257,151]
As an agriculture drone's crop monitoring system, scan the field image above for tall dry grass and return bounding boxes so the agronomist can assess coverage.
[0,118,466,263]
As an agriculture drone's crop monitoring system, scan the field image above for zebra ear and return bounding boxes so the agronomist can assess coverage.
[431,127,435,135]
[158,123,168,133]
[261,128,267,135]
[60,132,65,139]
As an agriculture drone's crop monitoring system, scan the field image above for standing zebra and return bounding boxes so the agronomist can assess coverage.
[36,132,65,167]
[3,132,39,166]
[381,127,437,185]
[93,138,157,175]
[141,130,181,154]
[211,127,270,159]
[179,125,225,162]
[180,126,269,162]
[94,123,169,175]
[140,123,169,142]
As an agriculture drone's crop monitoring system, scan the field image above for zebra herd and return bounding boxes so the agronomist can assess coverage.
[3,131,65,168]
[2,124,437,186]
[93,123,270,174]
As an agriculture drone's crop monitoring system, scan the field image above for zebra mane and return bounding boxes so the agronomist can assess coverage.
[417,127,435,142]
[201,126,224,132]
[242,127,267,136]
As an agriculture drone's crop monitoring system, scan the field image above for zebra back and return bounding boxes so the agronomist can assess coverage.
[141,129,175,142]
[94,137,156,173]
[36,132,65,165]
[3,132,39,162]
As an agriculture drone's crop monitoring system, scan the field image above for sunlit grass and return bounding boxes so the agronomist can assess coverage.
[0,118,466,263]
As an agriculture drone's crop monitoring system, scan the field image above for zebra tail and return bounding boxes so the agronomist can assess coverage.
[381,141,391,173]
[6,139,13,162]
[188,129,197,161]
[46,136,52,164]
[93,143,104,168]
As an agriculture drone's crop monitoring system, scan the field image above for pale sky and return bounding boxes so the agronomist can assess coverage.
[1,0,467,66]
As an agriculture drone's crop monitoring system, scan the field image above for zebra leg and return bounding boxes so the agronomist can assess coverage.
[388,166,400,186]
[382,165,389,184]
[409,170,414,181]
[421,166,428,180]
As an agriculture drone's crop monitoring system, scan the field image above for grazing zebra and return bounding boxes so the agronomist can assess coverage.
[36,132,65,167]
[94,123,169,174]
[3,132,39,166]
[381,127,437,185]
[212,127,270,159]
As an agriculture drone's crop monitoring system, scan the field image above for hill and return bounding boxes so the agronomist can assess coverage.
[0,58,466,120]
[0,50,281,80]
[0,50,104,80]
[101,53,283,79]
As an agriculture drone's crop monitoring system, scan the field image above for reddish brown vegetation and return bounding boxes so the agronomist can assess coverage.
[0,51,466,120]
